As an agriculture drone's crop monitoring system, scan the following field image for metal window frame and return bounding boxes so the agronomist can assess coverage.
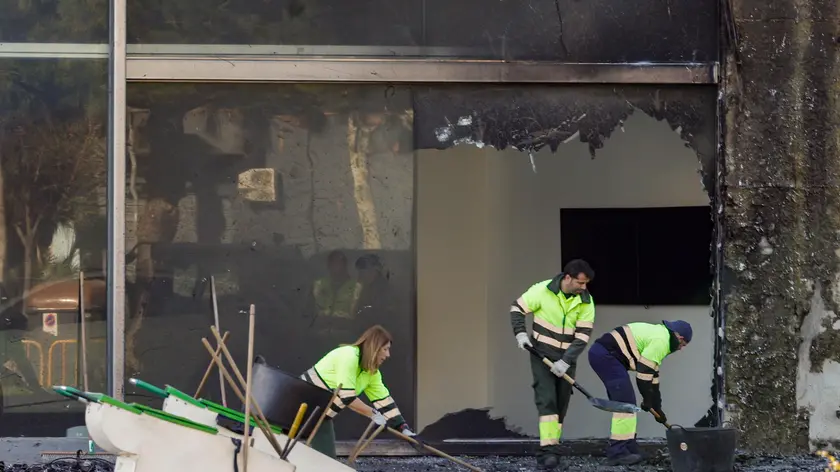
[107,0,127,399]
[126,56,718,84]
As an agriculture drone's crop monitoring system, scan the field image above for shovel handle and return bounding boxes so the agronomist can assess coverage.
[650,409,672,429]
[525,344,594,399]
[130,378,169,399]
[387,427,484,472]
[288,403,308,439]
[53,385,99,404]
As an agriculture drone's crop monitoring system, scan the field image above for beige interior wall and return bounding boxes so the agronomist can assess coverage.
[416,146,490,427]
[416,111,714,439]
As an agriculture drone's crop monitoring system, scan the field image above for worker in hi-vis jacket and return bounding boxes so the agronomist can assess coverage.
[510,259,596,470]
[588,320,693,466]
[300,324,418,458]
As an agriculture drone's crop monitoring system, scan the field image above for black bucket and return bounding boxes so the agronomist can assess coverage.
[249,356,335,438]
[666,424,739,472]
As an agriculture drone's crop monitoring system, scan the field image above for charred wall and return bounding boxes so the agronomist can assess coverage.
[723,0,840,452]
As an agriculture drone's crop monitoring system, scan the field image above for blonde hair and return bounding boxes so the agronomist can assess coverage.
[348,325,393,373]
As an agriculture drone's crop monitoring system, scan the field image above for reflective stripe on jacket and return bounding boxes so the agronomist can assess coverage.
[302,345,405,427]
[510,273,595,364]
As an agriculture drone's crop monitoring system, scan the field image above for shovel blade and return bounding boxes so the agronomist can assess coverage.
[589,398,641,414]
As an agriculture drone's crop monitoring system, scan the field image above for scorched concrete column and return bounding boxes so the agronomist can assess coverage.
[724,0,840,453]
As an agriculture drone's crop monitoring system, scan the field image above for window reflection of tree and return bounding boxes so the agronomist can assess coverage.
[0,59,107,405]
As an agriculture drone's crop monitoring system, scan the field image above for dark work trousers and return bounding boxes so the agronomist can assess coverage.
[308,418,337,458]
[529,352,576,457]
[588,341,641,459]
[299,372,337,458]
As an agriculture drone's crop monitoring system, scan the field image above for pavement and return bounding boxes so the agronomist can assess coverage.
[1,452,830,472]
[352,453,830,471]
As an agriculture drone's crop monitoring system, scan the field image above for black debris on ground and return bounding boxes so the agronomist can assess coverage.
[0,453,830,472]
[352,453,831,472]
[0,458,115,472]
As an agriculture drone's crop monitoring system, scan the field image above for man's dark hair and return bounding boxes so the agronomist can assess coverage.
[355,254,383,270]
[563,259,595,281]
[327,250,347,265]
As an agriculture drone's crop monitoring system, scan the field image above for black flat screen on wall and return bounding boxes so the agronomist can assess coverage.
[560,206,713,306]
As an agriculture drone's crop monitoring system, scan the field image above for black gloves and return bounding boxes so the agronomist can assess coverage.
[641,397,661,413]
[654,410,668,425]
[641,402,668,425]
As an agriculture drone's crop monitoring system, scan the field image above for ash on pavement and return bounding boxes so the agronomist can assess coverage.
[0,453,829,472]
[352,453,829,472]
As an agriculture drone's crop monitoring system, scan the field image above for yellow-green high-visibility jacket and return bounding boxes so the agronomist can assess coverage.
[510,273,596,365]
[301,345,405,428]
[598,322,675,410]
[313,277,362,318]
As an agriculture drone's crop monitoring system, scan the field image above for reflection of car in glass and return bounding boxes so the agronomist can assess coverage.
[0,274,107,410]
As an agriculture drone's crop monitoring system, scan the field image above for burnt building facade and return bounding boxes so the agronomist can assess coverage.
[0,0,835,458]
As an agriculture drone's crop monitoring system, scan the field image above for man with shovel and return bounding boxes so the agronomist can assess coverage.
[510,259,596,470]
[588,320,693,466]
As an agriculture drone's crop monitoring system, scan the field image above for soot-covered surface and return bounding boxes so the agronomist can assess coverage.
[0,454,830,472]
[1,457,115,472]
[352,453,829,472]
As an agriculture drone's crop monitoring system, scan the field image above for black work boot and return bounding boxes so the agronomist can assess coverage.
[538,453,560,470]
[607,453,644,466]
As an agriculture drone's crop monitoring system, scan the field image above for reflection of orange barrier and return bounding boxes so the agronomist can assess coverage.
[48,340,78,386]
[47,338,105,386]
[21,339,45,386]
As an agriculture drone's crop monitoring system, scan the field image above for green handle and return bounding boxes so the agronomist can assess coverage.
[53,388,76,399]
[53,385,100,403]
[130,378,169,399]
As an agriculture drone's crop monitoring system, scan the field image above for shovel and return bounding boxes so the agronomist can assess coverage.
[650,409,672,429]
[523,344,640,415]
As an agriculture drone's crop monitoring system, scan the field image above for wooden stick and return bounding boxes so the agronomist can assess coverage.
[349,422,386,464]
[280,406,321,460]
[387,427,484,472]
[80,271,89,391]
[280,402,308,458]
[357,423,386,460]
[206,326,288,458]
[194,331,230,397]
[210,276,227,407]
[349,420,376,462]
[241,305,256,472]
[306,382,341,446]
[209,325,274,422]
[199,337,285,459]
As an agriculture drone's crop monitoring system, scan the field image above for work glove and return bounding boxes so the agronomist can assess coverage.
[371,409,387,426]
[399,424,425,452]
[641,402,667,425]
[640,398,661,413]
[550,359,570,377]
[515,332,533,351]
[651,409,668,425]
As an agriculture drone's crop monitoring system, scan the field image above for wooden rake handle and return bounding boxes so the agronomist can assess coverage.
[348,420,386,464]
[387,427,484,472]
[195,331,230,397]
[346,408,483,471]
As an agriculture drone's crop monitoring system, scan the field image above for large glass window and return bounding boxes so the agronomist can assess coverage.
[126,0,717,61]
[0,0,108,43]
[123,83,416,440]
[0,58,108,436]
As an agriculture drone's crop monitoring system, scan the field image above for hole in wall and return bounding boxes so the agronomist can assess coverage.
[416,110,717,440]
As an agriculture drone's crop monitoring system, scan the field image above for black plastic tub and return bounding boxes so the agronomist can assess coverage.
[249,355,334,438]
[666,424,739,472]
